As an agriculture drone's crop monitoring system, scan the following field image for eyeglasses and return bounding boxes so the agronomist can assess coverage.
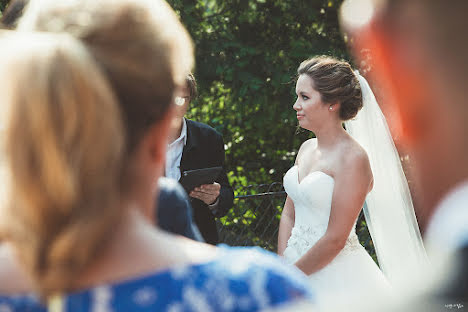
[174,96,190,107]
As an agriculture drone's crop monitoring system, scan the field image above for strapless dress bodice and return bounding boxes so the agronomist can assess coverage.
[282,166,391,304]
[283,165,335,230]
[283,165,361,264]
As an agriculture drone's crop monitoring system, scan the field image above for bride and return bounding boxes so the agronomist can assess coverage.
[278,56,427,303]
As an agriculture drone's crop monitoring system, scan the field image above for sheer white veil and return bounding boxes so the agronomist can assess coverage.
[344,71,428,286]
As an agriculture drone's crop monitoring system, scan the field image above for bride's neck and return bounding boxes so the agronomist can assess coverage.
[315,122,347,149]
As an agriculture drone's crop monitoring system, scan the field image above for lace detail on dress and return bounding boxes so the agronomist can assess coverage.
[286,225,323,258]
[342,234,361,253]
[286,224,362,260]
[281,165,391,301]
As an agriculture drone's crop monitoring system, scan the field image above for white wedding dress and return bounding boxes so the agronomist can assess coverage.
[282,165,391,303]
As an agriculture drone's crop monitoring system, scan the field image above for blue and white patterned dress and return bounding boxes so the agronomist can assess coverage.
[0,246,313,311]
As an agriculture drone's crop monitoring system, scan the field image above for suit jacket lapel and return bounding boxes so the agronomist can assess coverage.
[179,119,198,179]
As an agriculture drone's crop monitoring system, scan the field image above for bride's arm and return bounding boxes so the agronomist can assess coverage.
[294,151,372,275]
[278,196,295,256]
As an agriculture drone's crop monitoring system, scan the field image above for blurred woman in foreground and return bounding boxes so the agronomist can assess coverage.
[0,0,312,310]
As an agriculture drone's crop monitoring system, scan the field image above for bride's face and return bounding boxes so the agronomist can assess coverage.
[293,74,329,131]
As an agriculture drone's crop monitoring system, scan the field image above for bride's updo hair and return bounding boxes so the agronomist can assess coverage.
[297,56,362,121]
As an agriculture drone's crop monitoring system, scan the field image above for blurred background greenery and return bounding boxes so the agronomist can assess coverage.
[163,0,374,255]
[1,0,378,257]
[0,0,350,190]
[168,0,349,189]
[0,1,7,12]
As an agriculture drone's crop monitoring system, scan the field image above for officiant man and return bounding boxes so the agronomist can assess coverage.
[165,73,234,244]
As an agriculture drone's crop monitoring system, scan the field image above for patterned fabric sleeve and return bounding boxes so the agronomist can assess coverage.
[209,245,314,310]
[241,247,314,304]
[7,246,314,312]
[0,295,46,312]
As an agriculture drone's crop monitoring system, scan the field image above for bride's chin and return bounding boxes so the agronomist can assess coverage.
[297,122,313,132]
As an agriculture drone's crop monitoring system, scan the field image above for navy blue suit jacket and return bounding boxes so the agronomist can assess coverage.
[157,177,204,242]
[179,119,234,244]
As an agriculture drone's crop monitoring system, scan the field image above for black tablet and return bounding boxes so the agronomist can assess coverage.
[179,166,223,193]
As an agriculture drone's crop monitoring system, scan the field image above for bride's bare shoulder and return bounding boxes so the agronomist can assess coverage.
[340,139,372,176]
[342,135,368,158]
[295,138,317,164]
[301,138,317,149]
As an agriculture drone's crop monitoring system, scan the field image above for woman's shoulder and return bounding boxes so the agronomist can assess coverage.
[343,138,370,167]
[210,245,312,286]
[296,138,317,162]
[0,244,35,295]
[300,138,317,150]
[337,137,372,180]
[0,245,45,311]
[209,246,313,300]
[64,245,313,311]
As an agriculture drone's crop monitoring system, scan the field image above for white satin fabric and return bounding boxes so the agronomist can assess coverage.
[282,165,390,303]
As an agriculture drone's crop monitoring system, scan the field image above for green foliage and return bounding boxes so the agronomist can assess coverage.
[0,0,349,188]
[168,1,378,257]
[0,0,7,17]
[168,0,348,189]
[1,0,376,257]
[0,0,11,20]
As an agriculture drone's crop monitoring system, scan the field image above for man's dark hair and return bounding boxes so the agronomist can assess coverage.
[185,73,198,101]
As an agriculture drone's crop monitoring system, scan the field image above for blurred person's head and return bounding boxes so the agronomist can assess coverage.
[294,56,362,133]
[172,73,197,132]
[0,0,193,297]
[340,0,468,229]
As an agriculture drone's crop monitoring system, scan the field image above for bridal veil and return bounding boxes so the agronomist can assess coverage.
[344,71,428,286]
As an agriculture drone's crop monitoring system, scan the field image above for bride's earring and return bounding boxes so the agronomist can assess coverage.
[329,106,333,111]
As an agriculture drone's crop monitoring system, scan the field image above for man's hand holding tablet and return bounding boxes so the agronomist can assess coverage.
[179,167,222,205]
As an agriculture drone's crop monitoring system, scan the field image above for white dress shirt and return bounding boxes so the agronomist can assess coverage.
[165,118,187,181]
[425,180,468,254]
[165,118,220,212]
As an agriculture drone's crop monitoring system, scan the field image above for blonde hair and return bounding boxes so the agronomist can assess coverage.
[0,31,124,296]
[0,0,193,298]
[20,0,193,153]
